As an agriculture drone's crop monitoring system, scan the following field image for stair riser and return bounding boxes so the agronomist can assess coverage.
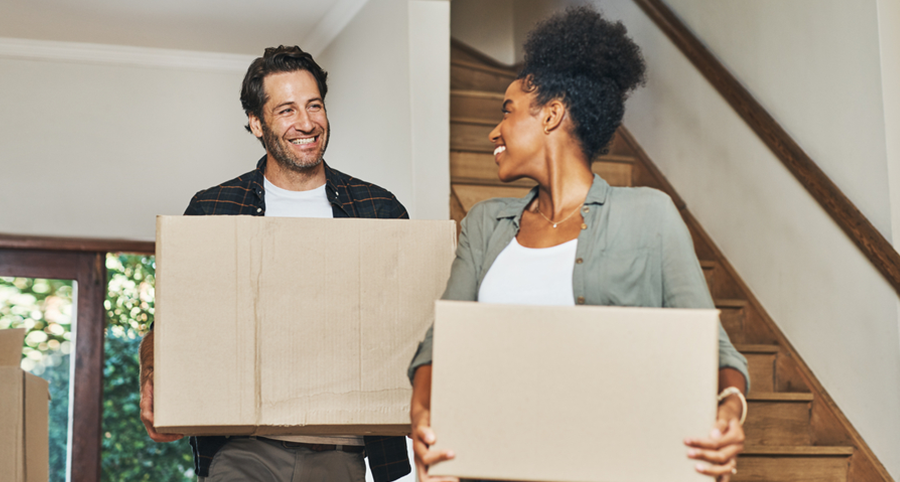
[734,455,849,482]
[745,352,776,394]
[451,95,504,123]
[451,64,514,92]
[451,151,634,189]
[451,122,494,152]
[744,401,812,446]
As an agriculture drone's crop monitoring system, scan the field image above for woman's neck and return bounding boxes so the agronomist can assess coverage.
[531,148,595,219]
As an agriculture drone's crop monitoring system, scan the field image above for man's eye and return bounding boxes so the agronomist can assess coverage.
[309,104,322,111]
[280,108,293,115]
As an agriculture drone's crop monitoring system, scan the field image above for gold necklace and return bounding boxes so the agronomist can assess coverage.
[536,203,583,228]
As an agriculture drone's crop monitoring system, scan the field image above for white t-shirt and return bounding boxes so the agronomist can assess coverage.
[263,177,334,219]
[478,237,577,306]
[263,176,363,446]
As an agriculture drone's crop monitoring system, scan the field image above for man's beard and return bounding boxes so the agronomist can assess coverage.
[261,118,331,172]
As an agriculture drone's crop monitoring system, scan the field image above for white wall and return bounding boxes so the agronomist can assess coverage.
[878,0,900,249]
[319,0,449,221]
[0,45,261,240]
[0,0,450,240]
[596,0,900,477]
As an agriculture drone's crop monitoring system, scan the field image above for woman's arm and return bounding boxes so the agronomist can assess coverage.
[410,365,458,482]
[684,368,747,481]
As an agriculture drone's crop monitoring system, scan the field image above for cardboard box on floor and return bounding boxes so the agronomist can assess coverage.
[429,301,719,482]
[154,216,456,436]
[0,328,49,482]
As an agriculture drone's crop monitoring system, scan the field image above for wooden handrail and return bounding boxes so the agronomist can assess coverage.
[631,0,900,299]
[0,233,155,254]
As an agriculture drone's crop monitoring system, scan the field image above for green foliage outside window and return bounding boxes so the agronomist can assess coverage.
[0,254,193,481]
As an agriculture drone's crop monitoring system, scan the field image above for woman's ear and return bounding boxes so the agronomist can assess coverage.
[542,99,566,134]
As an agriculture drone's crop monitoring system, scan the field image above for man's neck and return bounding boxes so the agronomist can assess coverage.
[264,155,327,191]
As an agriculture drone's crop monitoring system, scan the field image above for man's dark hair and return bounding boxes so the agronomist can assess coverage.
[240,45,329,132]
[518,6,646,161]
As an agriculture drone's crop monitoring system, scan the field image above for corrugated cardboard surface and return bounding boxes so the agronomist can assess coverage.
[429,301,719,482]
[0,328,49,482]
[155,216,456,436]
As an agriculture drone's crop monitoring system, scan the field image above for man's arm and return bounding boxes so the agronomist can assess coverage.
[139,330,184,442]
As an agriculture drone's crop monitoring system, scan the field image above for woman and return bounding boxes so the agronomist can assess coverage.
[408,6,749,482]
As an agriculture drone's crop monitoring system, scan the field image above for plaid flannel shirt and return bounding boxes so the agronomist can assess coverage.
[185,156,411,482]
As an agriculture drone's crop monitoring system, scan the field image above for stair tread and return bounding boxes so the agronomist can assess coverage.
[748,392,814,402]
[451,89,506,100]
[451,116,498,127]
[734,344,780,353]
[451,59,517,77]
[742,445,854,456]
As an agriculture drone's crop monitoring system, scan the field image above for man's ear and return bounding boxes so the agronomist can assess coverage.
[248,114,264,138]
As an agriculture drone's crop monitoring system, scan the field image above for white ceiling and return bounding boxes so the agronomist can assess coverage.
[0,0,366,55]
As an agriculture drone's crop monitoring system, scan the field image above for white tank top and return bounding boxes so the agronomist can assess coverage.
[478,237,577,306]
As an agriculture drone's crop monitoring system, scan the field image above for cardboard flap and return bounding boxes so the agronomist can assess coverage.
[0,328,26,367]
[24,373,49,482]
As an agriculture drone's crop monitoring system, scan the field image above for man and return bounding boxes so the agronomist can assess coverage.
[139,45,411,482]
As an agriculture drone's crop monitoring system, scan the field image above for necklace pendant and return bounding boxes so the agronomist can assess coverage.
[552,223,558,228]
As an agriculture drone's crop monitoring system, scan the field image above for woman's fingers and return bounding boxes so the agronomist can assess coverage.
[694,457,737,477]
[687,441,744,465]
[685,419,745,450]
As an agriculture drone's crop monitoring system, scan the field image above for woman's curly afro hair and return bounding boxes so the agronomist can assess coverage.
[518,6,646,161]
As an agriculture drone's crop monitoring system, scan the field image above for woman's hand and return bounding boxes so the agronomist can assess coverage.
[411,365,458,482]
[685,394,745,481]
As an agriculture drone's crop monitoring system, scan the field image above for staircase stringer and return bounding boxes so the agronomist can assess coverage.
[616,126,894,482]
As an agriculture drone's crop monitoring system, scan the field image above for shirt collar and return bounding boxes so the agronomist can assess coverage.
[496,174,611,224]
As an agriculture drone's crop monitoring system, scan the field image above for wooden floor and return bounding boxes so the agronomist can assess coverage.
[447,40,891,482]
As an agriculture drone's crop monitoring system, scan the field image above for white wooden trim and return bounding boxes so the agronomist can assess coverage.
[0,37,256,73]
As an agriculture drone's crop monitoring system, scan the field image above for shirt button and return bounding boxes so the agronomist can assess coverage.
[583,206,590,213]
[581,223,587,230]
[257,208,262,213]
[576,296,585,305]
[575,258,583,264]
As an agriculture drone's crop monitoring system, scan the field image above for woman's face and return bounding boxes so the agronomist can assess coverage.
[489,79,546,182]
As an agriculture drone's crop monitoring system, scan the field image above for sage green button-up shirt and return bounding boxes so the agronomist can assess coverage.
[408,174,750,390]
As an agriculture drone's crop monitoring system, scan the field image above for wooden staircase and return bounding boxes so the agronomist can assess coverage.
[448,40,891,482]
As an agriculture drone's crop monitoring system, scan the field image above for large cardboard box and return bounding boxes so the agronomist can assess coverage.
[429,301,719,482]
[0,328,49,482]
[154,216,456,436]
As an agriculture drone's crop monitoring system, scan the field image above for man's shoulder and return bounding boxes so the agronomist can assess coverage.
[326,164,408,219]
[185,167,264,216]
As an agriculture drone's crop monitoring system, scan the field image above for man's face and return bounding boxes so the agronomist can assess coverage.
[250,70,329,171]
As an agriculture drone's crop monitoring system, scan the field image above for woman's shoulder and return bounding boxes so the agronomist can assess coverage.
[608,185,676,211]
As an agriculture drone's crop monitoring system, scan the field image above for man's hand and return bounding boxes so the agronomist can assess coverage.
[140,374,184,443]
[410,365,458,482]
[685,395,745,481]
[139,331,183,443]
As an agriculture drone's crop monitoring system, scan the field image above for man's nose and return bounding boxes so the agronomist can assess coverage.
[294,110,315,133]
